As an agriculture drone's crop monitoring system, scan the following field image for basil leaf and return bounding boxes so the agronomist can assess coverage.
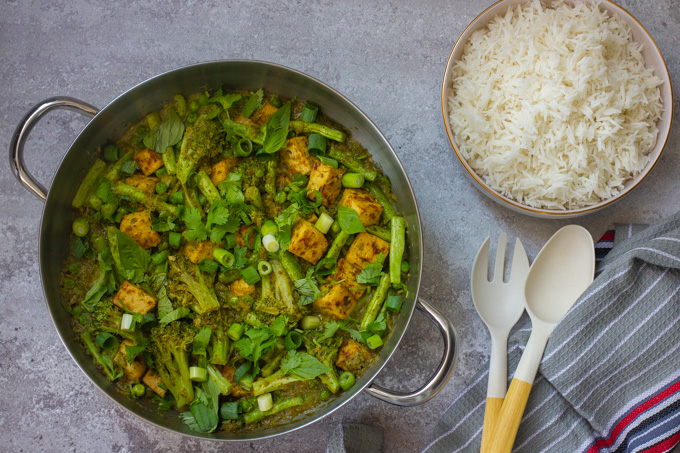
[149,273,173,318]
[337,206,365,234]
[144,108,185,154]
[159,307,192,326]
[241,89,264,118]
[116,230,151,283]
[280,351,331,380]
[262,102,291,154]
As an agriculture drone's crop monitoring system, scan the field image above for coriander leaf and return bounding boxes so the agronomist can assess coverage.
[219,173,245,204]
[210,88,242,110]
[181,207,209,242]
[269,315,289,337]
[294,268,324,306]
[154,393,174,411]
[206,200,230,229]
[366,312,386,335]
[356,255,385,286]
[275,203,299,251]
[262,102,291,154]
[241,89,264,118]
[234,327,277,376]
[316,322,341,343]
[151,217,176,232]
[337,206,365,234]
[159,307,192,326]
[281,351,331,380]
[144,107,185,154]
[233,245,248,268]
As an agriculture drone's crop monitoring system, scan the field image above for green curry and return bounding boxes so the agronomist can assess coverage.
[60,87,408,433]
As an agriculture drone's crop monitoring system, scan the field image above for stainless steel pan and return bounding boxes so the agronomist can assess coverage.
[10,60,457,440]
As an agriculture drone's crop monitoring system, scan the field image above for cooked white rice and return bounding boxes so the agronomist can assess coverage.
[448,0,664,210]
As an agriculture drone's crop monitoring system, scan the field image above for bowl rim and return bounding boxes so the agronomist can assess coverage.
[441,0,674,217]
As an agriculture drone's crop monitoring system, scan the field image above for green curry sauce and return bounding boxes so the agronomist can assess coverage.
[60,88,408,433]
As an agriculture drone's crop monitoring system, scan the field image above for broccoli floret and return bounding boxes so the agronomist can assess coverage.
[194,309,231,365]
[170,258,220,315]
[177,116,224,185]
[304,331,342,393]
[149,321,195,408]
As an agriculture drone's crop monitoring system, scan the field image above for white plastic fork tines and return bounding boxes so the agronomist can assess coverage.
[470,233,529,452]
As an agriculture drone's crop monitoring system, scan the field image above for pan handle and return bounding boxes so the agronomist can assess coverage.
[9,97,99,202]
[365,298,457,406]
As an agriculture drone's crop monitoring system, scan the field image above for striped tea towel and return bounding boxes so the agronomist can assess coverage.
[423,216,680,453]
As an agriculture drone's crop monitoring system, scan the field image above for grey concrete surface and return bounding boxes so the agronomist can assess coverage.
[1,0,678,452]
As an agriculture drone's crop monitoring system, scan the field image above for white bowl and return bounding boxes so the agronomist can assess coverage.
[441,0,673,218]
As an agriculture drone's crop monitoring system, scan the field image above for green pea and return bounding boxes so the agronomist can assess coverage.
[319,389,332,401]
[131,383,146,398]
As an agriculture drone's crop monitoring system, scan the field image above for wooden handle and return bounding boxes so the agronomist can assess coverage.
[487,378,533,453]
[480,397,504,452]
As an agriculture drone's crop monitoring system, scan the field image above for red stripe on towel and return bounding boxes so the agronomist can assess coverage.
[586,380,680,453]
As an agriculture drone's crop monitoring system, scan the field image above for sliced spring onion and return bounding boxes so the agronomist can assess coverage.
[284,331,303,350]
[257,393,274,412]
[71,237,87,258]
[308,133,327,155]
[235,138,253,157]
[241,265,261,285]
[300,315,321,330]
[169,191,184,204]
[233,362,251,385]
[314,213,334,234]
[257,260,272,276]
[366,334,383,350]
[262,234,280,253]
[239,374,254,391]
[72,218,90,237]
[120,160,137,176]
[120,313,135,331]
[168,232,182,248]
[151,250,170,266]
[103,145,119,162]
[342,172,365,188]
[213,248,235,268]
[95,332,119,351]
[221,402,239,420]
[190,366,208,382]
[300,104,318,122]
[386,295,403,313]
[339,371,355,391]
[199,259,219,274]
[223,234,236,250]
[317,155,339,168]
[261,220,278,236]
[228,323,245,341]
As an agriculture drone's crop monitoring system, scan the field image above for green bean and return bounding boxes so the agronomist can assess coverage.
[162,146,177,175]
[328,148,377,182]
[105,150,135,182]
[197,170,221,204]
[366,226,391,243]
[279,252,304,282]
[289,121,346,142]
[265,158,277,197]
[360,273,390,331]
[338,371,355,391]
[364,182,397,221]
[325,231,351,260]
[243,396,305,425]
[174,94,187,118]
[389,216,406,285]
[113,182,178,217]
[72,159,106,208]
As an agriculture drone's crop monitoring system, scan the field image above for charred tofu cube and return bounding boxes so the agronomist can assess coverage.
[120,210,161,249]
[313,284,357,320]
[333,258,366,299]
[113,281,158,314]
[345,232,390,269]
[307,162,345,208]
[230,278,256,297]
[233,114,256,127]
[124,174,159,194]
[114,340,147,381]
[142,369,166,397]
[134,149,164,176]
[182,240,218,264]
[251,102,278,126]
[288,220,328,264]
[338,189,383,226]
[280,136,313,176]
[211,157,240,185]
[335,339,372,372]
